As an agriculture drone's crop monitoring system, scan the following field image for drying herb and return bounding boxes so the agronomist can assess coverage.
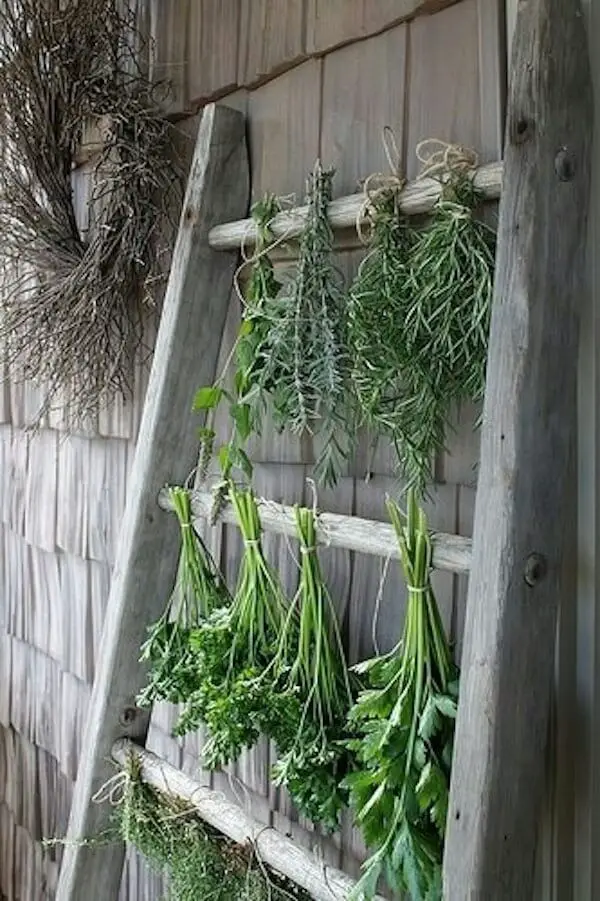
[193,194,283,488]
[174,486,294,768]
[344,491,458,901]
[137,486,229,708]
[258,161,356,487]
[348,158,495,495]
[267,506,356,830]
[120,756,311,901]
[348,189,414,439]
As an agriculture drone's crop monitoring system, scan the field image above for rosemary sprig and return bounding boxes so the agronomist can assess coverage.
[344,491,458,901]
[258,161,356,487]
[348,170,495,495]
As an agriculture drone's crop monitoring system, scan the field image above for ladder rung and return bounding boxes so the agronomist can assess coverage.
[208,160,503,251]
[158,487,472,574]
[113,738,388,901]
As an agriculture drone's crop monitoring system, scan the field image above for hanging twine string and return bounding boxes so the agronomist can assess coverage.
[356,125,407,245]
[415,138,479,182]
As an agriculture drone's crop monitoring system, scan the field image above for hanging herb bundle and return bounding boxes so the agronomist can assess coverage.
[137,486,229,709]
[348,188,414,435]
[258,161,356,487]
[120,757,311,901]
[344,491,458,901]
[267,506,356,830]
[349,142,495,495]
[193,195,283,490]
[174,486,295,768]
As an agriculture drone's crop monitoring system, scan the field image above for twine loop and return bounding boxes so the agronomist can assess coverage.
[357,126,407,244]
[415,138,479,182]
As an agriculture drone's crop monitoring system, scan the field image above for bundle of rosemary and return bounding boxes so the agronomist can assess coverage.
[349,144,495,494]
[267,505,356,830]
[174,486,295,768]
[137,486,229,709]
[344,491,458,901]
[257,161,356,487]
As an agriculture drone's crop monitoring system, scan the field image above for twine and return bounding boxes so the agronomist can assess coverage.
[415,138,479,182]
[92,770,130,807]
[356,125,407,245]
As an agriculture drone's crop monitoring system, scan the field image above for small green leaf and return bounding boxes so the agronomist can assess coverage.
[218,444,232,474]
[231,403,252,441]
[418,695,441,741]
[193,385,223,411]
[239,319,253,338]
[433,694,458,718]
[350,857,383,901]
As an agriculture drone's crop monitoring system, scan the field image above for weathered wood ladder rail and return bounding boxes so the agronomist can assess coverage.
[57,0,593,892]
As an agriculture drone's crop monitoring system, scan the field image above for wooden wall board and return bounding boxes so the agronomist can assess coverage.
[188,0,241,103]
[405,0,482,180]
[306,0,459,55]
[238,0,306,86]
[149,0,191,116]
[319,25,408,197]
[247,59,322,202]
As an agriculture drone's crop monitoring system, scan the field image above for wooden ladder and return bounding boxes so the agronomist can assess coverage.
[56,0,593,895]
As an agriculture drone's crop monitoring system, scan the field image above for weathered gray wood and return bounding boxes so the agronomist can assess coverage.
[208,160,503,250]
[56,104,249,901]
[443,2,592,898]
[158,486,473,574]
[112,738,387,901]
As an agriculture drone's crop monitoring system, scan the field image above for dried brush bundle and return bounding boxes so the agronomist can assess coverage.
[0,0,182,424]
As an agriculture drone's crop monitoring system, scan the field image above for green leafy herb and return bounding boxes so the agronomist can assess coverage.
[136,486,229,708]
[120,756,311,901]
[174,486,293,768]
[345,491,458,901]
[257,161,356,487]
[194,194,283,487]
[348,169,495,495]
[267,506,356,830]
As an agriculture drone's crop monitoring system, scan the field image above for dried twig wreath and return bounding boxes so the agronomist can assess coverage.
[0,0,183,424]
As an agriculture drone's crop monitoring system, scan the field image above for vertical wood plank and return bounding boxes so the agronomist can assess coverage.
[443,0,592,896]
[56,105,249,901]
[149,0,191,116]
[406,0,482,180]
[319,26,408,196]
[188,0,240,103]
[238,0,306,86]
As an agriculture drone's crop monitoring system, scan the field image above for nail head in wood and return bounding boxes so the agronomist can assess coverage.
[524,553,547,587]
[555,147,576,181]
[119,706,138,727]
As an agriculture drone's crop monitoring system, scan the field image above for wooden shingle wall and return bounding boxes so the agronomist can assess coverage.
[0,2,505,898]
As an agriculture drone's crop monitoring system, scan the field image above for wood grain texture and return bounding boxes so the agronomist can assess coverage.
[443,1,593,897]
[188,0,240,103]
[238,0,305,85]
[149,0,191,116]
[306,0,459,54]
[406,0,483,179]
[55,104,249,901]
[112,738,388,901]
[210,160,502,249]
[319,25,408,196]
[160,486,472,573]
[247,59,321,202]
